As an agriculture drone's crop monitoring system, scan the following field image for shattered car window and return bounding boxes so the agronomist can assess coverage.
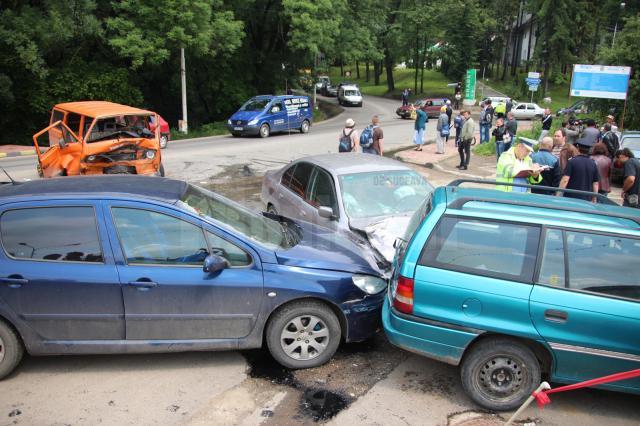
[86,115,153,143]
[179,184,296,249]
[339,170,434,219]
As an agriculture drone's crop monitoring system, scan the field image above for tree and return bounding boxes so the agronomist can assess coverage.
[439,0,484,81]
[599,15,640,129]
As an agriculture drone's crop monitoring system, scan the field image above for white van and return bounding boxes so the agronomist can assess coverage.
[338,85,363,107]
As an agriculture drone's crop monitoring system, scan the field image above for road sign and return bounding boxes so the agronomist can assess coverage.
[528,72,541,79]
[570,64,631,100]
[528,85,539,92]
[525,77,542,85]
[464,69,476,101]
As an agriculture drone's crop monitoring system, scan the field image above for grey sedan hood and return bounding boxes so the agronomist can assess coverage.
[349,214,413,263]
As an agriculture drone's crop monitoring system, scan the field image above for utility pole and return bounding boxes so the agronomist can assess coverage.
[180,47,188,134]
[612,3,626,48]
[313,52,318,110]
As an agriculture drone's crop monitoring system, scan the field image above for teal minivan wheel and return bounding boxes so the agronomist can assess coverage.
[259,123,270,138]
[461,338,540,411]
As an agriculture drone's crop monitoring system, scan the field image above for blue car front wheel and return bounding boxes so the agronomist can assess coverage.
[266,300,340,369]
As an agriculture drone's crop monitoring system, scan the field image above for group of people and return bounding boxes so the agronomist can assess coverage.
[337,116,385,156]
[478,99,519,160]
[496,119,640,208]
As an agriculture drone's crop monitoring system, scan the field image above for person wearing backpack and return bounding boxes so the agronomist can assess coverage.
[413,107,427,151]
[601,123,619,159]
[338,118,358,152]
[436,106,449,154]
[360,115,383,155]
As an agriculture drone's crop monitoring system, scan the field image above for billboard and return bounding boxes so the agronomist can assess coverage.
[570,64,631,100]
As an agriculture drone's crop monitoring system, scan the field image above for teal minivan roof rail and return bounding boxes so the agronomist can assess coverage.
[445,179,640,227]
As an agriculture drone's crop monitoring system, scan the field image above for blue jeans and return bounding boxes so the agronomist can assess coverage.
[480,123,490,144]
[496,141,505,160]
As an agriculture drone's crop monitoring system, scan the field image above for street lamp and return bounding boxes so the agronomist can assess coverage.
[612,2,626,49]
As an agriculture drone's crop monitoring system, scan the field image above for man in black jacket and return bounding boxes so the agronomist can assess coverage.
[601,123,619,159]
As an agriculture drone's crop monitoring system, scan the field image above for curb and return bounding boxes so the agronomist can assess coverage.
[0,149,40,159]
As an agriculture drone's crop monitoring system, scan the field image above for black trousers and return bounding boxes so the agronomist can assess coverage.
[458,139,471,167]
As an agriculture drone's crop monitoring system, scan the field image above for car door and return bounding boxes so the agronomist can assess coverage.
[306,166,340,230]
[283,98,302,129]
[513,103,527,119]
[414,216,542,339]
[268,100,287,132]
[526,104,536,119]
[0,202,124,340]
[279,162,315,222]
[530,228,640,391]
[104,202,263,340]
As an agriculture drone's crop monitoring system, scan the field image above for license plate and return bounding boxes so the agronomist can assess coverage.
[234,127,243,131]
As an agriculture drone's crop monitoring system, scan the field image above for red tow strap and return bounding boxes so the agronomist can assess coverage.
[533,369,640,408]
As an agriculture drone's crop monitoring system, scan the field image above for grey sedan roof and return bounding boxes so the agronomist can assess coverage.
[294,153,413,175]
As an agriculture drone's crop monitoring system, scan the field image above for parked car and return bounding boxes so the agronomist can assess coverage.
[337,85,363,107]
[612,131,640,183]
[396,98,450,119]
[0,175,387,379]
[556,100,591,117]
[149,115,170,149]
[482,96,510,105]
[324,85,338,97]
[33,101,164,178]
[383,179,640,411]
[261,153,434,270]
[511,102,545,120]
[227,95,312,138]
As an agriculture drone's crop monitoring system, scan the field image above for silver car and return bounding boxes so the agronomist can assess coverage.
[511,102,545,120]
[261,153,434,268]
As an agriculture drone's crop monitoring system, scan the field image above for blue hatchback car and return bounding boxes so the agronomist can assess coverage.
[383,179,640,411]
[0,176,386,379]
[227,95,312,138]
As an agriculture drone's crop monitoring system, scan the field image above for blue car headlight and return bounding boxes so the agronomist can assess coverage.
[352,275,387,295]
[248,119,259,126]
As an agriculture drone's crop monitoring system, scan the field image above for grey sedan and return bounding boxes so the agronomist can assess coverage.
[261,153,434,268]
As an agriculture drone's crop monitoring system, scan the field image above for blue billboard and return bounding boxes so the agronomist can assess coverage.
[570,64,631,100]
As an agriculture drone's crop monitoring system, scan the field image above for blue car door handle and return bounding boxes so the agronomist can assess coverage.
[127,280,158,289]
[0,277,28,288]
[544,309,568,323]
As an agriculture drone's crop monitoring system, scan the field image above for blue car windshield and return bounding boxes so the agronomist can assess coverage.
[339,170,434,219]
[240,98,271,111]
[178,184,297,249]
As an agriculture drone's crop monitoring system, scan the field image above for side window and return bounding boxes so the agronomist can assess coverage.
[1,207,103,262]
[527,105,535,110]
[51,110,64,124]
[281,164,296,188]
[112,208,208,266]
[420,217,539,281]
[271,102,283,113]
[288,162,314,198]
[537,229,565,287]
[66,113,82,136]
[566,231,640,301]
[309,168,338,213]
[516,104,525,110]
[207,232,251,267]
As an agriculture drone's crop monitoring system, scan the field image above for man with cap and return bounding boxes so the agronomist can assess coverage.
[338,118,358,152]
[558,138,599,202]
[496,140,543,192]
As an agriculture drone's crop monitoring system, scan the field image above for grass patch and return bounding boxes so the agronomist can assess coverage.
[313,99,342,122]
[325,66,454,101]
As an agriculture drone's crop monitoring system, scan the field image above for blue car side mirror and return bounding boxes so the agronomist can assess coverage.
[203,254,230,273]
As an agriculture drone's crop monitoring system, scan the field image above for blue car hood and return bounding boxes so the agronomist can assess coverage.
[274,220,382,276]
[230,110,264,122]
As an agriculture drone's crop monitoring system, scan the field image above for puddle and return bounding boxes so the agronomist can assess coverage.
[203,164,264,211]
[242,350,353,422]
[300,388,352,422]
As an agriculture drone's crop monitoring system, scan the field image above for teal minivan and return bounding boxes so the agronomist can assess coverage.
[383,179,640,410]
[227,95,312,138]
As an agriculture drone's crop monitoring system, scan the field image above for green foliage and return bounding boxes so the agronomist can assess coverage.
[599,15,640,129]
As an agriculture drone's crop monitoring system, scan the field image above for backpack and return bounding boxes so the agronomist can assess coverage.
[360,125,375,148]
[484,107,494,124]
[339,129,355,152]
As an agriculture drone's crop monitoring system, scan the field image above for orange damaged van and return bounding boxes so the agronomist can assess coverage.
[33,101,164,178]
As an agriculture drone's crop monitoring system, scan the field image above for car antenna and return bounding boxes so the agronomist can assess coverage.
[1,167,19,185]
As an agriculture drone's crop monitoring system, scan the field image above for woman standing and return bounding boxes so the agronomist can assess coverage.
[591,142,612,196]
[413,106,427,151]
[436,106,449,154]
